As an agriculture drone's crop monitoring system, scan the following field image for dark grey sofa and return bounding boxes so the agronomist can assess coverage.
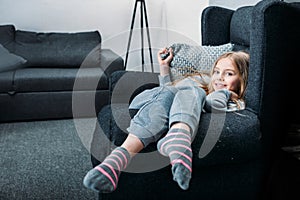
[0,24,124,122]
[90,0,300,200]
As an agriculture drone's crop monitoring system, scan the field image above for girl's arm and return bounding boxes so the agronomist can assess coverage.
[157,48,173,86]
[204,89,231,112]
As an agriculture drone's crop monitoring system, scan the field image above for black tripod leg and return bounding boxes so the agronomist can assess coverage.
[142,0,154,72]
[140,1,145,72]
[125,0,138,69]
[126,0,153,72]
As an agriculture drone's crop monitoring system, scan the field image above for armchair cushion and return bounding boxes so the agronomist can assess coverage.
[102,105,262,168]
[169,43,233,81]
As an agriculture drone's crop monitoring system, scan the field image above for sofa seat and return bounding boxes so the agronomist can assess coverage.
[0,71,14,93]
[11,68,108,92]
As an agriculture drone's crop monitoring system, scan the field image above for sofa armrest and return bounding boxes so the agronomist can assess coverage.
[201,6,234,45]
[100,49,124,76]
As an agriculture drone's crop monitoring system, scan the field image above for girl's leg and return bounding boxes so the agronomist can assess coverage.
[157,122,192,190]
[83,134,143,193]
[84,86,177,192]
[157,86,206,190]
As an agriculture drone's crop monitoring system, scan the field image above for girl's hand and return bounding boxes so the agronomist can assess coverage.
[157,47,173,76]
[157,47,173,65]
[230,91,239,101]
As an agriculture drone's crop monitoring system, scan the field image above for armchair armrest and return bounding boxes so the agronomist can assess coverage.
[201,6,234,45]
[110,71,159,104]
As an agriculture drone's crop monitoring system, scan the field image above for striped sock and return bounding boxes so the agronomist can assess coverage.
[157,128,192,190]
[83,147,131,193]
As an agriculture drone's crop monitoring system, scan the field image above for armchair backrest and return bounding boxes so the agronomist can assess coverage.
[201,0,300,126]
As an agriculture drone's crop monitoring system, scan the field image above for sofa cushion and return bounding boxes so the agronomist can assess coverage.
[13,68,108,92]
[168,43,234,81]
[0,71,15,93]
[0,44,27,72]
[14,30,101,67]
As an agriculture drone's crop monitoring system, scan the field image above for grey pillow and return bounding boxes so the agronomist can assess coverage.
[169,43,234,81]
[0,44,27,72]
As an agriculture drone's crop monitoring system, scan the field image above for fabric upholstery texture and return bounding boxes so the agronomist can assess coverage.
[14,30,101,67]
[13,68,108,92]
[0,71,15,92]
[96,104,262,167]
[201,7,233,46]
[230,6,252,47]
[0,25,15,47]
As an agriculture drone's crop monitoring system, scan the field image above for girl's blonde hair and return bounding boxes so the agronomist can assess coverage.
[208,51,249,99]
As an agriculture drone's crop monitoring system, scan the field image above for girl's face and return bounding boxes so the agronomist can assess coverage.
[211,57,240,92]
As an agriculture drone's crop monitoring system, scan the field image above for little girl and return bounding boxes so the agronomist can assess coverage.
[83,48,249,192]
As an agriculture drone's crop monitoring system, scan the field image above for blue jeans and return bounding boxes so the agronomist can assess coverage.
[127,85,206,147]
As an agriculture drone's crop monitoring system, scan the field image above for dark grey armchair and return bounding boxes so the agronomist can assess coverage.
[90,0,300,199]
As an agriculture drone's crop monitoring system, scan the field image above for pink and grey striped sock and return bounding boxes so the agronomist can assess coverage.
[83,146,131,193]
[157,128,192,190]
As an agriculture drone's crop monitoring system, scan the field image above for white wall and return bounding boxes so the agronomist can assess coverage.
[1,0,280,72]
[209,0,259,9]
[0,0,205,44]
[0,0,210,71]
